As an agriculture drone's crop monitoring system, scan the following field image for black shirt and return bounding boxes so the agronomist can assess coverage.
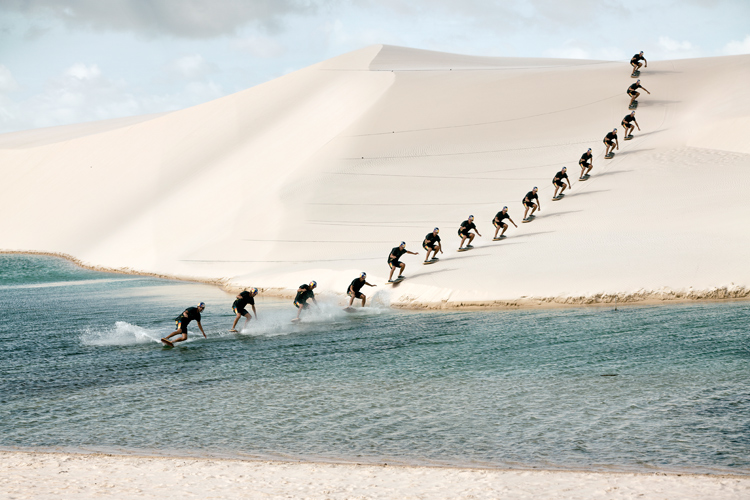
[494,211,509,223]
[622,114,635,124]
[459,220,477,234]
[605,131,617,141]
[631,54,645,63]
[554,170,569,182]
[295,284,315,303]
[580,151,592,162]
[524,191,538,203]
[176,306,201,324]
[423,233,441,245]
[389,247,406,263]
[234,291,255,310]
[349,278,366,294]
[628,82,642,91]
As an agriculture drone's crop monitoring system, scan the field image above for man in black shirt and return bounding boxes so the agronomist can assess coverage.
[552,167,571,199]
[627,79,650,107]
[422,227,443,262]
[347,272,376,307]
[294,281,318,321]
[388,242,417,282]
[458,215,482,250]
[621,111,640,138]
[522,187,540,221]
[492,206,517,239]
[630,51,647,75]
[162,302,206,345]
[229,288,258,332]
[579,148,593,180]
[603,128,619,156]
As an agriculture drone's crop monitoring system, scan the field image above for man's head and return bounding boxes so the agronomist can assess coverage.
[197,302,206,311]
[309,281,317,289]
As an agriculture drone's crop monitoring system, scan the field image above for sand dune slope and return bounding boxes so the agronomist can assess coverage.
[1,45,748,307]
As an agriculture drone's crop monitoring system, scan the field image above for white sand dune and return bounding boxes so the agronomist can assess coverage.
[1,45,749,307]
[2,451,749,500]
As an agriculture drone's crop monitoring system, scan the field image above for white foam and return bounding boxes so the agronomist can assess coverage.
[80,321,164,346]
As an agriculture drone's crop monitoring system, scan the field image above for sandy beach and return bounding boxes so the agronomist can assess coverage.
[2,451,749,500]
[1,45,748,308]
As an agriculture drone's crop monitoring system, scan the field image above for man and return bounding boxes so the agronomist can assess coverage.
[630,51,647,75]
[603,128,619,157]
[388,242,417,282]
[579,148,593,180]
[294,281,318,321]
[347,272,376,308]
[621,111,640,138]
[162,302,206,345]
[627,79,650,107]
[522,187,541,221]
[492,206,517,239]
[229,288,258,332]
[552,167,572,199]
[458,215,481,250]
[422,227,443,262]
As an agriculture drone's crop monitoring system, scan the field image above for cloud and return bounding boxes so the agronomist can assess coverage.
[231,35,286,58]
[722,35,750,55]
[166,54,217,80]
[658,36,693,52]
[0,64,21,92]
[1,0,321,38]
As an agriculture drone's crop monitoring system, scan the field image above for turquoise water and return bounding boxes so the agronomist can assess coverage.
[1,254,749,474]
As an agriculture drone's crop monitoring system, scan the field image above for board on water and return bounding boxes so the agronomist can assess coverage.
[161,338,174,347]
[291,318,301,323]
[343,307,358,313]
[624,135,634,140]
[386,277,405,285]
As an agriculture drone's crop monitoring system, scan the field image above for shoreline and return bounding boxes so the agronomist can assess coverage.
[2,450,749,500]
[4,250,750,311]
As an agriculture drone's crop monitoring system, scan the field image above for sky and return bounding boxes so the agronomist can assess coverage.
[0,0,748,134]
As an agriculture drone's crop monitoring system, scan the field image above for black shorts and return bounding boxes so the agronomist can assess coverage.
[175,319,189,334]
[348,291,364,299]
[554,180,564,187]
[622,121,631,128]
[389,260,402,268]
[523,201,535,208]
[604,138,614,146]
[458,229,470,238]
[423,243,434,251]
[627,90,637,97]
[294,300,309,310]
[233,306,249,316]
[579,159,590,167]
[493,220,506,228]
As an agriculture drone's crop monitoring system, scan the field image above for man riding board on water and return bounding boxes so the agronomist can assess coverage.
[347,272,376,308]
[162,302,206,345]
[294,281,318,321]
[229,288,258,332]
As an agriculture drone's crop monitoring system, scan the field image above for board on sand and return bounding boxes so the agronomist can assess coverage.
[522,215,536,224]
[423,259,436,265]
[552,194,565,201]
[624,135,634,140]
[493,235,507,241]
[579,174,590,181]
[386,277,405,285]
[161,338,174,347]
[631,71,640,78]
[343,307,358,313]
[605,153,615,159]
[628,101,638,110]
